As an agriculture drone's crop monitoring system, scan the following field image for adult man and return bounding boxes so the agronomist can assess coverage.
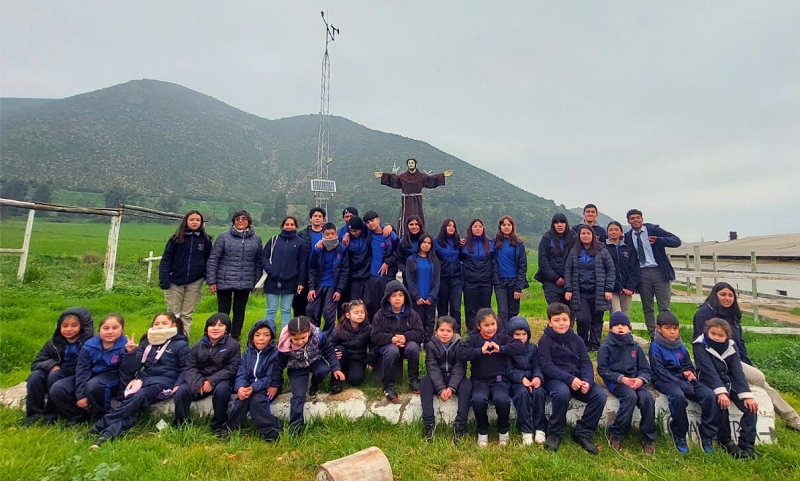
[624,209,681,338]
[572,204,607,242]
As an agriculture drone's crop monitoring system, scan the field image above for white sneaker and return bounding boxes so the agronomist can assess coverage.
[521,433,533,446]
[499,432,510,446]
[477,434,489,447]
[535,430,546,444]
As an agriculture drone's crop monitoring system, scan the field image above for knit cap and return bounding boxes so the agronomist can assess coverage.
[609,311,631,328]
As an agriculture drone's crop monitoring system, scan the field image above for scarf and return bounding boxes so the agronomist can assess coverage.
[147,327,177,346]
[705,336,729,355]
[280,229,297,239]
[543,326,574,343]
[323,238,340,251]
[654,331,683,350]
[606,331,634,346]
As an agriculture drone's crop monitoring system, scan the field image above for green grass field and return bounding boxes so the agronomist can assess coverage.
[1,219,799,480]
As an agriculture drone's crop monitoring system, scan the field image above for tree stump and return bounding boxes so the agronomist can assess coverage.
[315,446,392,481]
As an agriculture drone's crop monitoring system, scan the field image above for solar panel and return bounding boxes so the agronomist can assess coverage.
[311,179,337,193]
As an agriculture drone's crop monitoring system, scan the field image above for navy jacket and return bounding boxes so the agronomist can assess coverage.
[345,233,372,281]
[425,334,467,393]
[537,327,595,386]
[159,231,213,289]
[505,317,543,385]
[74,335,127,399]
[120,333,190,389]
[261,231,308,295]
[31,307,94,374]
[235,319,278,393]
[329,319,373,363]
[308,244,349,294]
[457,330,524,383]
[207,226,263,291]
[534,232,575,284]
[597,332,651,392]
[493,240,529,291]
[461,237,495,286]
[604,240,641,293]
[182,334,241,393]
[371,281,424,347]
[623,223,681,283]
[692,302,751,366]
[692,335,753,399]
[649,337,696,392]
[434,236,462,279]
[406,253,441,303]
[564,246,615,312]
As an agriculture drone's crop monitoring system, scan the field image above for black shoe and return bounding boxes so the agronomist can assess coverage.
[330,380,343,395]
[572,433,599,455]
[544,434,562,452]
[410,379,420,394]
[309,380,320,397]
[424,424,435,443]
[260,430,279,443]
[453,426,465,445]
[722,441,743,458]
[22,416,41,427]
[384,384,399,402]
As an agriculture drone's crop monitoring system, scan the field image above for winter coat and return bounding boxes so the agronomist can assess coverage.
[649,337,696,392]
[261,231,308,295]
[425,335,466,394]
[623,223,681,283]
[182,334,241,393]
[537,326,595,386]
[493,240,529,291]
[396,234,421,275]
[572,223,608,243]
[329,320,372,362]
[597,332,651,391]
[120,333,190,389]
[297,225,324,263]
[235,319,278,393]
[371,280,424,347]
[461,237,495,286]
[692,302,751,365]
[564,245,615,312]
[504,316,543,385]
[534,232,575,284]
[272,324,340,383]
[74,335,127,400]
[434,236,463,279]
[457,330,524,383]
[346,234,372,281]
[159,231,213,289]
[308,244,349,293]
[604,239,641,293]
[692,335,753,399]
[31,307,94,374]
[406,253,441,303]
[206,226,263,291]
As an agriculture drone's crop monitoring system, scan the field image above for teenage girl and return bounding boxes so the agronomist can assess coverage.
[605,221,640,315]
[406,233,441,341]
[262,216,308,326]
[534,213,577,307]
[461,219,495,333]
[329,300,372,394]
[493,215,528,330]
[434,219,463,333]
[397,215,425,279]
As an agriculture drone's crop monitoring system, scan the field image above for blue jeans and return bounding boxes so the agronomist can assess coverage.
[266,293,294,326]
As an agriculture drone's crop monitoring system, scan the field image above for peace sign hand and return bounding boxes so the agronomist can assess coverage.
[125,334,137,353]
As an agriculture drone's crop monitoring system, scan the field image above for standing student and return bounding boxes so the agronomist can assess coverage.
[159,210,213,335]
[571,204,608,242]
[307,222,349,333]
[397,215,425,279]
[505,316,547,446]
[337,207,358,240]
[693,283,800,431]
[207,210,263,340]
[624,209,681,339]
[461,219,495,333]
[534,213,578,307]
[363,210,399,318]
[294,207,326,317]
[493,215,529,330]
[434,219,463,333]
[262,216,307,327]
[605,221,640,315]
[406,233,440,341]
[564,225,615,351]
[329,300,372,394]
[343,216,373,315]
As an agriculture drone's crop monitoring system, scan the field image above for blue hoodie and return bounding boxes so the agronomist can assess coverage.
[235,319,279,393]
[504,316,543,385]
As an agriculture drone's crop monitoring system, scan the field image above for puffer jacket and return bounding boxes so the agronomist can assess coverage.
[235,319,278,393]
[206,226,263,290]
[425,334,466,394]
[119,333,190,389]
[371,280,424,347]
[183,334,241,393]
[564,245,615,312]
[159,231,213,288]
[31,307,95,374]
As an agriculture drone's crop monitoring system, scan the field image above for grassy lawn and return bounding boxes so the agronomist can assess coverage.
[2,219,799,480]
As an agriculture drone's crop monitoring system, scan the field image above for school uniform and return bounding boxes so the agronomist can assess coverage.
[159,231,213,334]
[307,242,349,333]
[604,239,641,314]
[366,226,399,319]
[329,320,372,387]
[461,237,495,333]
[494,240,529,330]
[505,317,546,436]
[564,245,615,351]
[421,335,472,430]
[344,233,373,315]
[533,231,576,306]
[262,230,308,325]
[434,235,463,333]
[294,225,325,317]
[406,253,440,341]
[371,281,424,388]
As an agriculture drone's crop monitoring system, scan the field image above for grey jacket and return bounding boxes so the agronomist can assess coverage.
[206,226,263,290]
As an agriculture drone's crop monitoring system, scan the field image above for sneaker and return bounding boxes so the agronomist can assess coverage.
[424,424,435,443]
[330,380,343,395]
[544,434,562,452]
[499,432,510,446]
[477,434,489,448]
[572,433,599,455]
[643,442,655,455]
[609,434,622,450]
[409,379,421,394]
[534,430,546,444]
[453,426,465,445]
[701,438,713,453]
[89,436,108,450]
[383,384,399,403]
[309,380,321,396]
[521,433,533,446]
[674,436,689,454]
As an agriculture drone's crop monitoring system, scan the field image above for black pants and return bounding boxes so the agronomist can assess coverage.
[463,283,493,333]
[225,391,281,441]
[437,277,463,334]
[716,390,757,452]
[471,379,511,435]
[511,383,547,434]
[378,342,420,386]
[654,379,717,441]
[173,380,232,430]
[307,286,339,333]
[420,375,471,428]
[345,278,371,319]
[542,281,567,305]
[217,289,251,340]
[292,282,309,317]
[576,291,604,351]
[608,384,656,443]
[26,369,71,422]
[413,303,437,342]
[50,371,120,423]
[334,346,368,386]
[287,360,331,431]
[368,275,391,322]
[494,278,521,332]
[545,379,607,438]
[92,383,166,440]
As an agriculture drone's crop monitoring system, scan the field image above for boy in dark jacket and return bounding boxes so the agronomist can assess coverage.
[363,210,399,318]
[343,216,373,315]
[307,222,349,333]
[505,316,547,445]
[649,311,716,453]
[371,280,424,402]
[538,302,607,454]
[329,300,372,393]
[173,313,241,433]
[597,311,656,453]
[223,318,281,441]
[421,316,472,444]
[25,307,94,425]
[457,308,523,447]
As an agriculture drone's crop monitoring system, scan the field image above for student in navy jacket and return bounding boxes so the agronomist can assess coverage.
[173,313,241,433]
[396,215,425,279]
[329,300,372,393]
[262,216,308,327]
[534,213,578,308]
[571,204,608,242]
[294,207,327,317]
[159,210,213,335]
[307,223,349,333]
[493,215,529,331]
[343,216,373,315]
[505,316,546,445]
[604,221,640,315]
[363,211,400,319]
[406,233,441,341]
[461,219,495,333]
[434,219,464,333]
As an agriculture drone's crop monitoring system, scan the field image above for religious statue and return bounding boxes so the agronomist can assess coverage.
[375,158,453,235]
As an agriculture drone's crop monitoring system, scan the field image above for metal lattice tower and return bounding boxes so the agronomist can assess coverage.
[311,11,340,214]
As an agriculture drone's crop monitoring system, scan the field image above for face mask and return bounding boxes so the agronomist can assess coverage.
[323,238,340,251]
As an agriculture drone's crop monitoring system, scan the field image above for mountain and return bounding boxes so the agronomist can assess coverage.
[0,79,579,235]
[0,98,55,114]
[569,207,615,228]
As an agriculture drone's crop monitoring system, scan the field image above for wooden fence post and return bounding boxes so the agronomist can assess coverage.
[685,253,691,293]
[147,251,154,283]
[712,252,718,286]
[16,209,35,282]
[751,251,759,324]
[104,214,122,291]
[694,245,703,297]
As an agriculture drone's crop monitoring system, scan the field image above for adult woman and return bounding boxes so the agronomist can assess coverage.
[493,215,528,328]
[693,282,800,431]
[461,219,495,333]
[604,221,640,315]
[262,216,307,326]
[206,210,263,340]
[434,219,463,333]
[159,210,213,335]
[534,213,578,306]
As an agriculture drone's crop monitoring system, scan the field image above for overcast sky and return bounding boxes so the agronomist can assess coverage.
[2,1,798,241]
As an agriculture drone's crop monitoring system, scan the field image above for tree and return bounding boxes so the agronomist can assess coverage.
[1,180,29,201]
[104,185,140,208]
[155,193,182,214]
[271,191,287,225]
[32,184,52,204]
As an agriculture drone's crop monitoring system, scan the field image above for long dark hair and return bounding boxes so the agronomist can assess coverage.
[577,224,602,256]
[705,282,742,321]
[415,233,440,268]
[400,215,425,250]
[436,218,460,247]
[172,210,211,244]
[465,218,490,254]
[495,214,522,248]
[548,213,576,256]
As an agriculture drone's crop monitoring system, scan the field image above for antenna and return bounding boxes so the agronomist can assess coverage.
[311,11,341,214]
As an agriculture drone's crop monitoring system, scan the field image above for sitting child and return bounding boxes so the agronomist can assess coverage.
[505,315,547,446]
[597,311,656,454]
[649,311,716,453]
[173,313,241,434]
[421,316,472,444]
[538,302,607,454]
[223,318,281,441]
[371,280,424,402]
[26,307,94,425]
[329,300,372,394]
[693,317,758,458]
[268,316,344,433]
[458,308,523,447]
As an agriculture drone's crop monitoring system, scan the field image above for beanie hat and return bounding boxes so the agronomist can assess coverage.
[343,206,358,218]
[656,311,680,326]
[609,311,631,328]
[348,216,366,232]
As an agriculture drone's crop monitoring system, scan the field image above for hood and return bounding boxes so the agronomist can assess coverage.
[380,280,413,310]
[506,316,531,342]
[53,307,94,343]
[247,318,277,349]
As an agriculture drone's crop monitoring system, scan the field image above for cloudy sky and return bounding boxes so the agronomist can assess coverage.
[2,1,798,241]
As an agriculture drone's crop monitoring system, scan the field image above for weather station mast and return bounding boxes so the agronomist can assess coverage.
[310,11,340,214]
